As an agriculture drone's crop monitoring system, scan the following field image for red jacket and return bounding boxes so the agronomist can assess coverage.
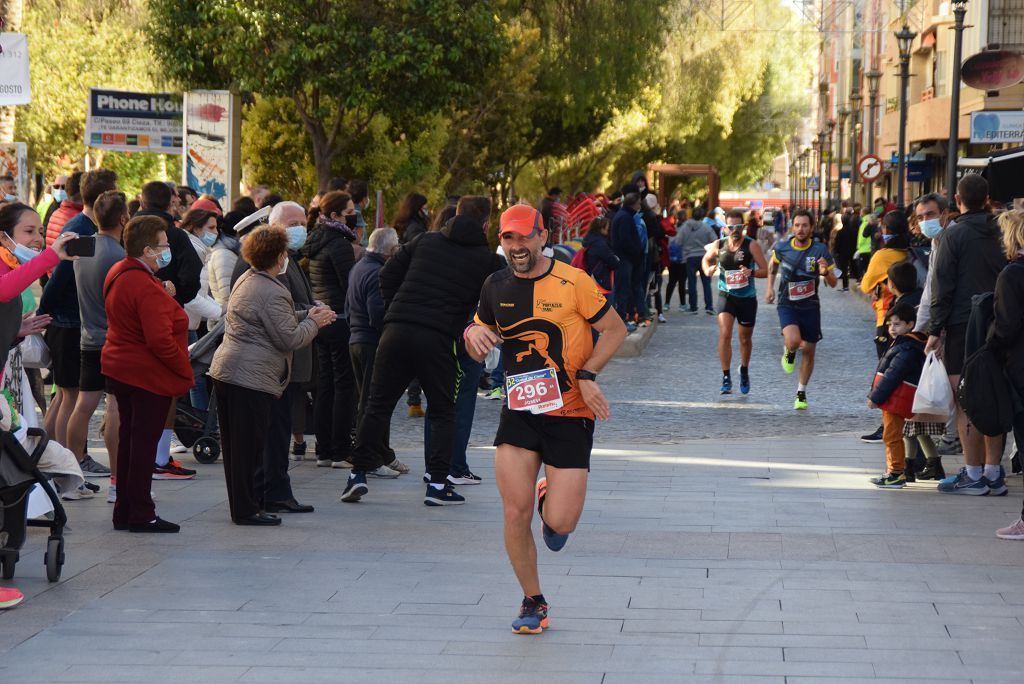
[101,258,192,397]
[46,201,84,248]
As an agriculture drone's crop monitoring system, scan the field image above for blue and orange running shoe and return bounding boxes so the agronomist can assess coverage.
[512,596,549,634]
[537,478,569,551]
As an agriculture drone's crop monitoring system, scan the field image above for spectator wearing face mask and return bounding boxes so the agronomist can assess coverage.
[392,192,429,245]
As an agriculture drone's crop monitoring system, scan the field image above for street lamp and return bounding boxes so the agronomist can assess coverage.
[837,106,850,204]
[811,138,821,216]
[850,89,863,207]
[865,69,882,209]
[817,129,827,215]
[826,119,835,207]
[896,23,917,209]
[799,150,809,209]
[946,0,968,204]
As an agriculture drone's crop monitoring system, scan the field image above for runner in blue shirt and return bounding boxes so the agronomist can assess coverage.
[766,209,838,409]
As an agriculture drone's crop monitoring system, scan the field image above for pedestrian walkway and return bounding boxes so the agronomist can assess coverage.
[2,431,1024,682]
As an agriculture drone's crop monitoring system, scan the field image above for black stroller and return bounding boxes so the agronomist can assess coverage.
[0,428,67,582]
[174,319,225,464]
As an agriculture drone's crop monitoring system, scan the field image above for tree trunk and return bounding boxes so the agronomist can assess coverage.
[0,0,26,144]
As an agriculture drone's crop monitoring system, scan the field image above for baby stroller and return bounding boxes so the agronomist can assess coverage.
[175,319,225,464]
[0,428,67,582]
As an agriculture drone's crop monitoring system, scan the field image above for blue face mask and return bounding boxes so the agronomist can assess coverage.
[52,189,67,204]
[919,218,942,240]
[286,225,307,250]
[2,194,16,203]
[155,247,172,269]
[881,233,896,244]
[12,243,39,264]
[200,231,217,247]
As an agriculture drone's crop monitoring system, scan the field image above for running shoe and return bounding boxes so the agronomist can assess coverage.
[781,350,796,374]
[340,472,368,502]
[170,437,187,454]
[512,596,549,634]
[870,472,906,489]
[0,587,25,610]
[107,484,117,504]
[61,484,95,501]
[937,468,989,495]
[705,309,715,316]
[485,387,505,401]
[987,466,1008,496]
[536,478,570,551]
[424,484,465,506]
[720,377,732,395]
[860,426,884,443]
[79,455,111,478]
[448,472,483,485]
[739,374,750,395]
[657,313,667,324]
[368,464,401,478]
[153,458,196,480]
[793,391,808,410]
[996,518,1024,540]
[408,404,425,418]
[387,458,410,474]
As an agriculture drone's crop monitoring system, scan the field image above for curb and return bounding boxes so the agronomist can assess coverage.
[616,318,657,358]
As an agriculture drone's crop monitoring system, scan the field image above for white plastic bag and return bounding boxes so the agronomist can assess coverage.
[912,351,953,419]
[20,334,50,369]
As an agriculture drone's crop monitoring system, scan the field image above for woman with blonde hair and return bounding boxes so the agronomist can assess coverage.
[992,210,1024,540]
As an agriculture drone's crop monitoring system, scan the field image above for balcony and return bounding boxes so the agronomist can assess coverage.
[921,86,935,102]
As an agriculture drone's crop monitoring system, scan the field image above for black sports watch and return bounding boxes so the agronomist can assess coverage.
[575,369,598,382]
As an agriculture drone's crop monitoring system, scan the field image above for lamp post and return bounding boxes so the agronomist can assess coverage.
[826,119,835,207]
[800,150,809,209]
[850,89,863,207]
[817,129,827,215]
[896,23,917,209]
[837,106,850,204]
[865,69,881,207]
[946,0,968,204]
[811,138,821,217]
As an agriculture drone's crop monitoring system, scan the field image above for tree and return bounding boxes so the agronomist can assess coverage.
[148,0,508,191]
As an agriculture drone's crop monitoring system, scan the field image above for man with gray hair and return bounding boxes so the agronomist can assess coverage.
[347,227,401,460]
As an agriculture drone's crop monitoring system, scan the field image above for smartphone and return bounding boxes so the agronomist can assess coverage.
[65,235,96,257]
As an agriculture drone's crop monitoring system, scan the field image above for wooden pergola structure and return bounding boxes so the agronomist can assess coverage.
[646,163,720,210]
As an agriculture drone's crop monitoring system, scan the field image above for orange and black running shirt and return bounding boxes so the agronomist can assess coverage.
[474,259,611,419]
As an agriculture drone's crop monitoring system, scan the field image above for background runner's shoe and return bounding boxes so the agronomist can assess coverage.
[794,391,808,410]
[739,375,750,395]
[720,378,732,395]
[781,351,796,374]
[542,522,569,552]
[512,597,549,634]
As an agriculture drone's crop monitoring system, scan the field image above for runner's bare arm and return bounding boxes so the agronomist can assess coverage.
[701,241,719,277]
[465,323,501,362]
[819,257,838,288]
[751,241,769,279]
[765,258,779,304]
[577,309,626,421]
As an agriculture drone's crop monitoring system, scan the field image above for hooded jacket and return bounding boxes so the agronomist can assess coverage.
[380,215,505,337]
[870,331,927,405]
[582,230,619,293]
[303,217,359,316]
[927,210,1006,336]
[674,219,718,261]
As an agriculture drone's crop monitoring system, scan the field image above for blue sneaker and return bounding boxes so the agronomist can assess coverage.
[340,472,368,502]
[720,377,732,395]
[937,468,990,495]
[626,321,638,333]
[987,466,1008,496]
[536,478,569,551]
[423,484,465,506]
[739,374,750,395]
[512,596,549,634]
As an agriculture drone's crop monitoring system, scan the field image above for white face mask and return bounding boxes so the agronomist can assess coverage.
[278,255,289,275]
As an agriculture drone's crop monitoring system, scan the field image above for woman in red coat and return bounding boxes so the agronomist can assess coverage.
[102,216,192,533]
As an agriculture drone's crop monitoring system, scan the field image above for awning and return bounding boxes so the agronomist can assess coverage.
[958,146,1024,168]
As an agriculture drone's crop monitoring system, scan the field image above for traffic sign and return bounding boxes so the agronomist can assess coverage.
[858,154,884,183]
[807,176,819,190]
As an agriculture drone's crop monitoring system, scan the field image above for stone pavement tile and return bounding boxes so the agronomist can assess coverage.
[698,633,867,648]
[463,615,623,633]
[304,612,468,628]
[862,634,1021,651]
[783,646,963,665]
[611,644,783,662]
[603,676,783,684]
[787,679,971,684]
[442,641,612,659]
[692,660,876,677]
[272,637,446,655]
[873,661,1024,680]
[240,668,603,684]
[782,621,951,636]
[48,666,250,683]
[621,619,783,635]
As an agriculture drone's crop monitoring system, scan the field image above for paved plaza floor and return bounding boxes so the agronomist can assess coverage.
[3,289,1024,683]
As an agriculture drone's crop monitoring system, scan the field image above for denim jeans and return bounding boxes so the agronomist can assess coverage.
[424,350,482,477]
[685,256,713,312]
[187,330,209,411]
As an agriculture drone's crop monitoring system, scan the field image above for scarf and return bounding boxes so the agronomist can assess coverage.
[317,215,357,241]
[0,245,19,271]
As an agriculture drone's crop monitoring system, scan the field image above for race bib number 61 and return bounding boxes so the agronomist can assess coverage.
[506,368,564,414]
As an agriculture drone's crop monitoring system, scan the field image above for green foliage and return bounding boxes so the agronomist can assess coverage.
[16,0,161,184]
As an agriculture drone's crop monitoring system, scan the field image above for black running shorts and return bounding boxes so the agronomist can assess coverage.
[79,348,105,392]
[494,407,594,470]
[716,293,758,327]
[44,325,81,389]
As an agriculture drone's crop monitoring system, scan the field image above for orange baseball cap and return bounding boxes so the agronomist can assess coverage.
[499,204,543,237]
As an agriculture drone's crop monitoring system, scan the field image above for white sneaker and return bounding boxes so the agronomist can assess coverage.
[447,472,483,485]
[61,484,95,501]
[170,437,187,454]
[368,465,401,479]
[387,458,410,474]
[107,485,116,504]
[657,313,667,323]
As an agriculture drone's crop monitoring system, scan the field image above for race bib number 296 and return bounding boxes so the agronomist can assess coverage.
[506,368,564,414]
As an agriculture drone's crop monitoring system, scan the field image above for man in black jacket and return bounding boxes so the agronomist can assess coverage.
[135,181,202,306]
[342,201,505,506]
[926,175,1008,495]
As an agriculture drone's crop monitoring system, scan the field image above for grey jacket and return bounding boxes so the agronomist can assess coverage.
[673,219,718,260]
[209,270,319,396]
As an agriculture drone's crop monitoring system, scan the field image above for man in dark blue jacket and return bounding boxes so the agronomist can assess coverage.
[610,192,643,328]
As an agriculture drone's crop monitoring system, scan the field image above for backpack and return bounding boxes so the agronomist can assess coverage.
[957,345,1017,437]
[906,246,929,288]
[570,246,588,272]
[668,241,683,264]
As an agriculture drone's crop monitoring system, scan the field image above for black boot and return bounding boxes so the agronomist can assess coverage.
[904,457,917,483]
[917,458,946,481]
